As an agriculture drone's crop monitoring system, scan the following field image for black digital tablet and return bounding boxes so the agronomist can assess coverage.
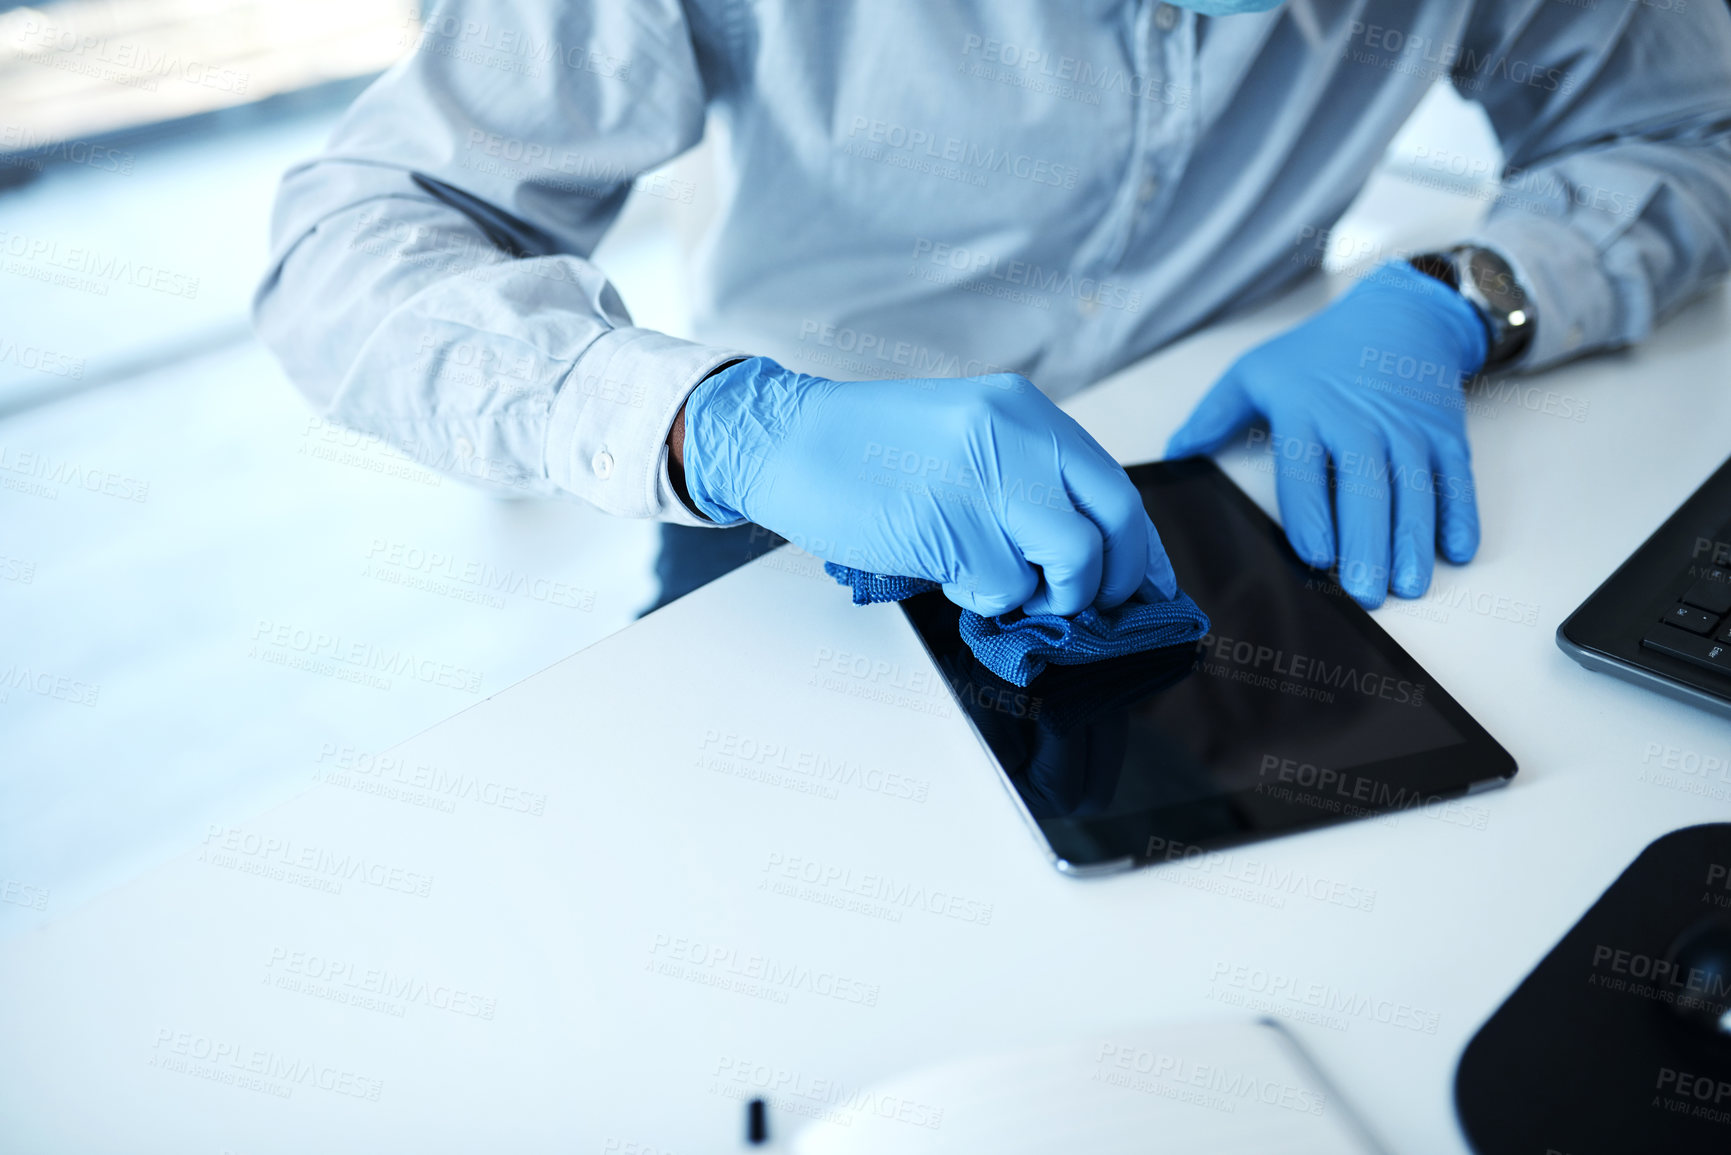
[900,457,1517,876]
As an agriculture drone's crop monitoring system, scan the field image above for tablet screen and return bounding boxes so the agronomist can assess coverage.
[900,457,1515,872]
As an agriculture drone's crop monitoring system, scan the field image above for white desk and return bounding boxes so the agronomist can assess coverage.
[3,282,1730,1154]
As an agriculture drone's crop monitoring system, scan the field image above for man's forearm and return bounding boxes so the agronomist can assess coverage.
[666,400,691,509]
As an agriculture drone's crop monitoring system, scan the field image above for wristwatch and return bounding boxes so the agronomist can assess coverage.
[1408,245,1535,368]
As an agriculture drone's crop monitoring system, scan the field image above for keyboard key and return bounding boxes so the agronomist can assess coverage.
[1661,603,1720,635]
[1643,624,1731,676]
[1682,572,1731,615]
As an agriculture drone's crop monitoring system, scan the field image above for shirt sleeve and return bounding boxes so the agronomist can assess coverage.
[1451,0,1731,370]
[252,0,743,524]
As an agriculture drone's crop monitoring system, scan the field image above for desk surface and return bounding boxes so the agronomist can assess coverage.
[3,282,1730,1154]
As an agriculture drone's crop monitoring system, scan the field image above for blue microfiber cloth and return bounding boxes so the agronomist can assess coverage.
[824,563,1212,687]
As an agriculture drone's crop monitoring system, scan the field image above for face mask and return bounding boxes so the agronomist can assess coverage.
[1165,0,1285,14]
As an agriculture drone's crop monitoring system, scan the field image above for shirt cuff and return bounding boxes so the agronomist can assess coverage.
[545,327,747,525]
[1464,216,1621,372]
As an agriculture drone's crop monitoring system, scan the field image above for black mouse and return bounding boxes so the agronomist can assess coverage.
[1665,913,1731,1035]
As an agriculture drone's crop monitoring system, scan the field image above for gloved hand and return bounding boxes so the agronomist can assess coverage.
[679,357,1177,617]
[1166,261,1488,608]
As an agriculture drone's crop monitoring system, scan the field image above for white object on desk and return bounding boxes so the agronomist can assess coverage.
[787,1018,1385,1155]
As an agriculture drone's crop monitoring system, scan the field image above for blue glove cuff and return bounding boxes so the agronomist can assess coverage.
[1350,261,1490,377]
[680,355,795,525]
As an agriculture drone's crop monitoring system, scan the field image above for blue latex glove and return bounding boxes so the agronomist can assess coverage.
[680,357,1177,617]
[1166,261,1488,608]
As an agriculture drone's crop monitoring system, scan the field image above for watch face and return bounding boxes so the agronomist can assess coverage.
[1465,247,1525,314]
[1459,246,1534,364]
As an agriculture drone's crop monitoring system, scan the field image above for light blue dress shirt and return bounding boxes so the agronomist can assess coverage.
[255,0,1731,526]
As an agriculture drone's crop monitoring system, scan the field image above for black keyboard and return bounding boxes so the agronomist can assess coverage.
[1561,455,1731,720]
[1641,565,1731,674]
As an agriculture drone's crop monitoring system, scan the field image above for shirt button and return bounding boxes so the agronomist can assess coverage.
[1078,298,1099,317]
[1154,3,1180,32]
[592,450,614,479]
[454,436,474,460]
[1138,177,1160,204]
